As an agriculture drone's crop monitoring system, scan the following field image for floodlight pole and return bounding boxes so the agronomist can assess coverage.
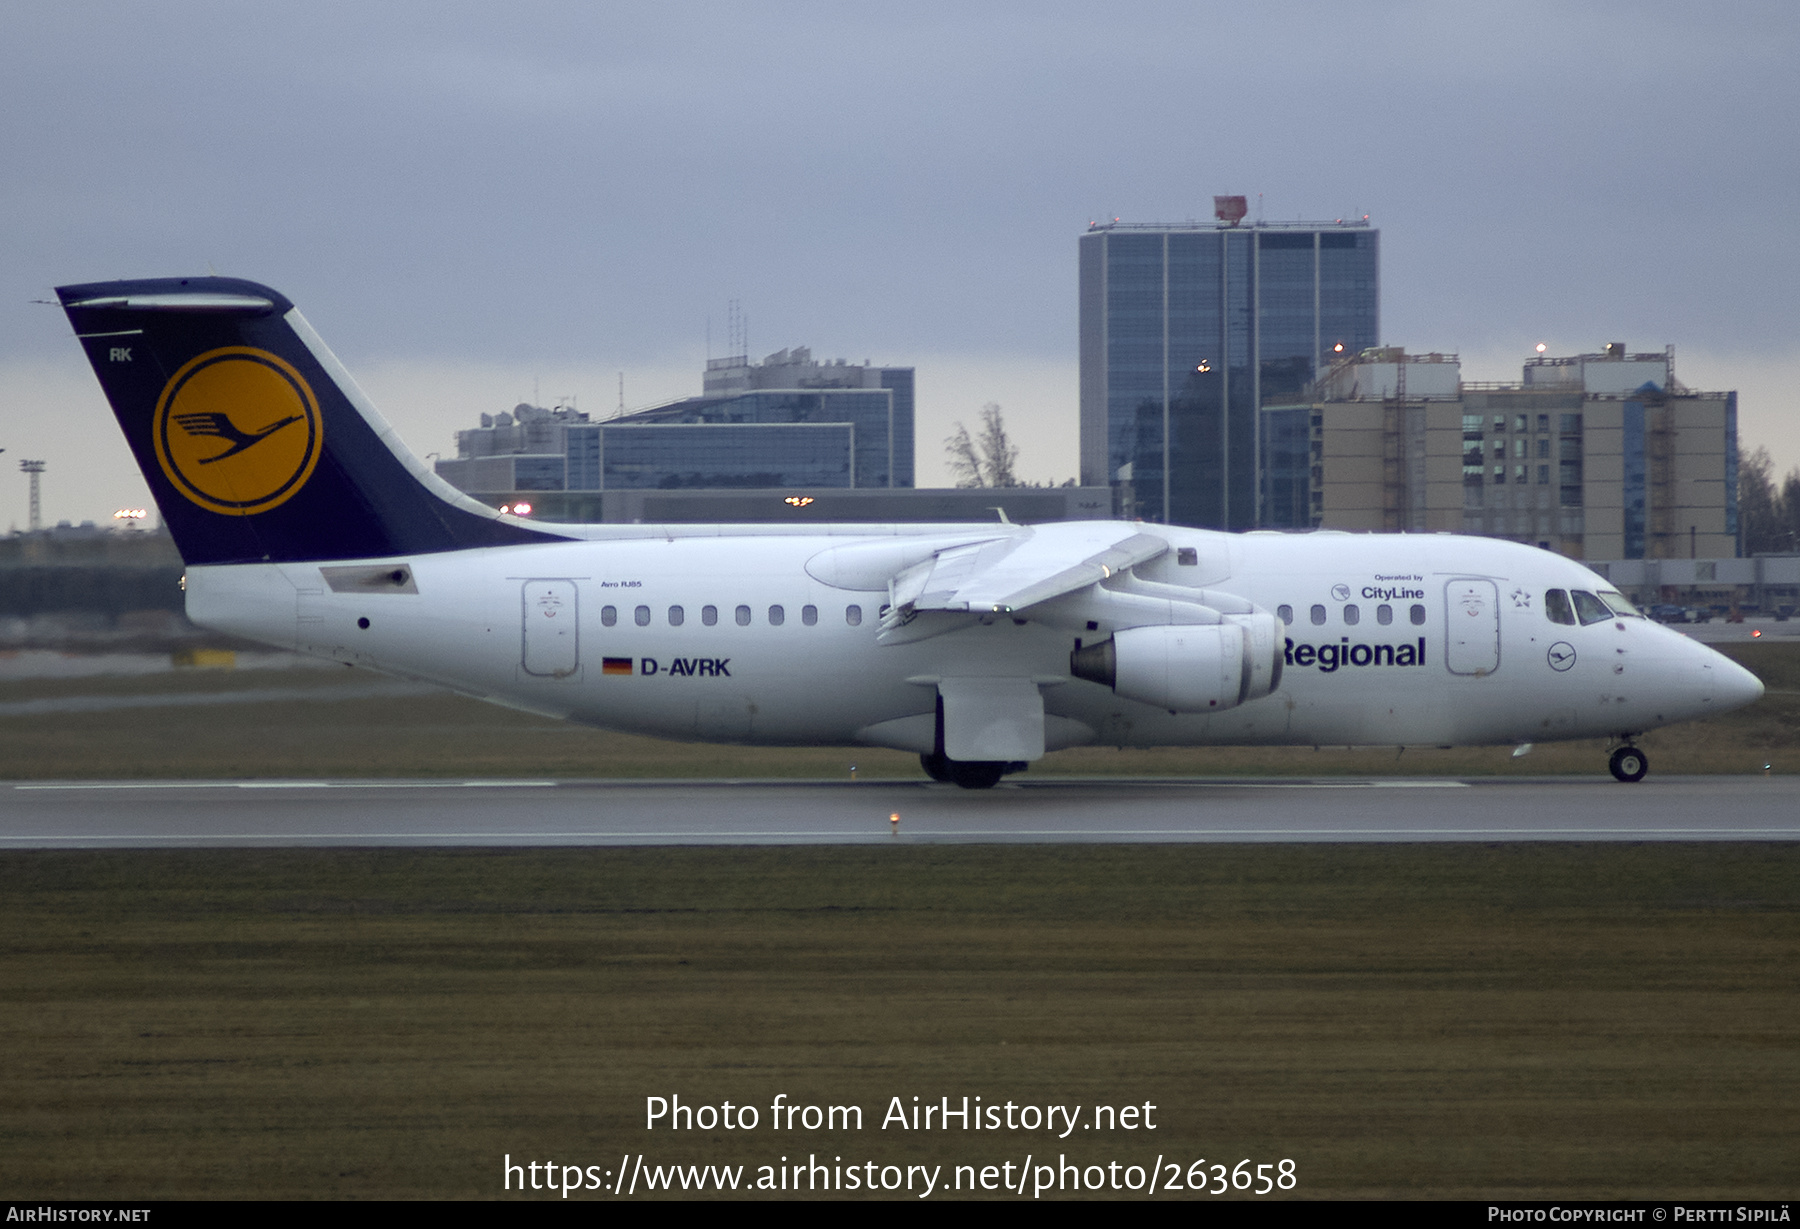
[19,460,45,532]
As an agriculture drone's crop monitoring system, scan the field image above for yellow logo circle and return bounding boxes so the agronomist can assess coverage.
[153,348,323,516]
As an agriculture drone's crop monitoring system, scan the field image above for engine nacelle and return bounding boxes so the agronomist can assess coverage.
[1230,610,1284,703]
[1070,614,1283,713]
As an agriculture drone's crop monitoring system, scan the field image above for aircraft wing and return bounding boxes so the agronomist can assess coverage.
[889,521,1169,615]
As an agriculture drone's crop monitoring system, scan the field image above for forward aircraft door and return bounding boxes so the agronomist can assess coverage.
[522,580,580,678]
[1444,579,1500,676]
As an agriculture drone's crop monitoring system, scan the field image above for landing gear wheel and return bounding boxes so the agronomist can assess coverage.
[919,752,1006,789]
[947,760,1007,790]
[1609,745,1648,783]
[919,751,953,783]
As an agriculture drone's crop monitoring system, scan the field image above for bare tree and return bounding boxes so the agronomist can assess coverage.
[945,422,983,488]
[975,403,1019,488]
[944,403,1020,488]
[1782,469,1800,553]
[1740,446,1779,554]
[1736,445,1800,554]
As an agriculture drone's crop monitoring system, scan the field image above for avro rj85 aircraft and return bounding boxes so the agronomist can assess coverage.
[58,277,1763,787]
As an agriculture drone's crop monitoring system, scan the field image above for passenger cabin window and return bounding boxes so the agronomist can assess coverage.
[702,605,718,626]
[634,605,651,626]
[735,605,751,626]
[601,605,617,627]
[1545,589,1576,625]
[846,605,862,626]
[1376,604,1393,625]
[768,604,785,626]
[1177,547,1198,566]
[1572,590,1612,625]
[1277,604,1293,625]
[802,604,818,626]
[1343,604,1360,625]
[1409,604,1426,625]
[668,605,684,627]
[1310,604,1327,626]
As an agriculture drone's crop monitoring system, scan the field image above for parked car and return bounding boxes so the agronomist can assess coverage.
[1650,604,1689,624]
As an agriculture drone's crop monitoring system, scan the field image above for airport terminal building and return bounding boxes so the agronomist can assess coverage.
[434,348,1111,524]
[435,347,914,500]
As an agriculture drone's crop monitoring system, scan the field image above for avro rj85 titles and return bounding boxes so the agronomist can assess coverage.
[58,278,1763,787]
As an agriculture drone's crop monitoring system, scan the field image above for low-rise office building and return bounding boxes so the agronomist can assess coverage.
[1261,344,1738,560]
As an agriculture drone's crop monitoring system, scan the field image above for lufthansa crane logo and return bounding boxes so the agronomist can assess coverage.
[153,347,323,516]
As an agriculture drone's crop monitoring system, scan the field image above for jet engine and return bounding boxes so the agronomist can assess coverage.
[1069,613,1283,713]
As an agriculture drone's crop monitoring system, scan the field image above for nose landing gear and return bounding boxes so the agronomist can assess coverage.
[1608,744,1649,783]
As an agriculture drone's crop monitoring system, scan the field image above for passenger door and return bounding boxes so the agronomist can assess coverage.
[1444,579,1500,676]
[522,580,580,678]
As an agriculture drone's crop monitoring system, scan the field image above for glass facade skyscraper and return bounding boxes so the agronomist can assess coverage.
[1079,219,1378,528]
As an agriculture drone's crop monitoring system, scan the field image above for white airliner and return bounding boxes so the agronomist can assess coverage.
[58,277,1763,787]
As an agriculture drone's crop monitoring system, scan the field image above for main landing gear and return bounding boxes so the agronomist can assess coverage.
[1608,743,1649,783]
[921,693,1026,789]
[919,752,1022,790]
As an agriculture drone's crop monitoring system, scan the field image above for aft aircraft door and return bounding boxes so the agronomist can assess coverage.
[1444,579,1500,676]
[522,580,580,678]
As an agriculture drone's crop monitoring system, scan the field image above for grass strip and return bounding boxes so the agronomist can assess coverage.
[1,844,1794,1199]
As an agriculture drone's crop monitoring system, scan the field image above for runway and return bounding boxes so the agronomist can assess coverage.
[2,775,1795,847]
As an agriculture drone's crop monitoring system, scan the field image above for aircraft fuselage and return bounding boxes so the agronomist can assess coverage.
[190,524,1754,757]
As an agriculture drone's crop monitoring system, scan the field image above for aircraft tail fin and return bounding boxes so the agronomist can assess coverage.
[57,276,560,565]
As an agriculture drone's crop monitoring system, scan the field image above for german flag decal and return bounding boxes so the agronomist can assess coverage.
[602,657,633,676]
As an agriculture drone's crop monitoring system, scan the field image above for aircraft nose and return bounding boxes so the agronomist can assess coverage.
[1688,642,1764,712]
[1717,655,1765,709]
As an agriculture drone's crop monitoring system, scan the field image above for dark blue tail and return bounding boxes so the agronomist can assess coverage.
[58,277,560,565]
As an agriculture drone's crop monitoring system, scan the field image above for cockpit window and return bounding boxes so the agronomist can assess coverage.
[1597,588,1644,618]
[1545,589,1576,625]
[1571,590,1612,626]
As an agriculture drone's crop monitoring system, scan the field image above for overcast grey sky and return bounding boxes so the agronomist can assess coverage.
[3,1,1796,526]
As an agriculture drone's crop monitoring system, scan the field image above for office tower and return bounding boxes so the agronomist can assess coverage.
[1079,199,1378,527]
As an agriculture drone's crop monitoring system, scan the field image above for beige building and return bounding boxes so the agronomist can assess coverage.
[1262,345,1738,561]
